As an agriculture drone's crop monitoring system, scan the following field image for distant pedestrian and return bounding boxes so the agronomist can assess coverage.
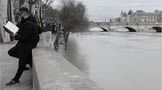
[6,7,39,86]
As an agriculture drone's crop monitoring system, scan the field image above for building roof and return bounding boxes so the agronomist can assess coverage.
[132,10,161,16]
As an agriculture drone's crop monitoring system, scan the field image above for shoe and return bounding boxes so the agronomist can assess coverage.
[6,79,20,86]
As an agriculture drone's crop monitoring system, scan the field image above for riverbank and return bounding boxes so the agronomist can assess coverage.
[32,34,103,90]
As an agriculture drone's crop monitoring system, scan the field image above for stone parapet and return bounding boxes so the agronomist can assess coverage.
[32,34,103,90]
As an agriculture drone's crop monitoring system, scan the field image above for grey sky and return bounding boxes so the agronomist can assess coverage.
[52,0,162,21]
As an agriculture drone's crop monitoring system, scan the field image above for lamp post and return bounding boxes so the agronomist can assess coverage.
[144,20,147,32]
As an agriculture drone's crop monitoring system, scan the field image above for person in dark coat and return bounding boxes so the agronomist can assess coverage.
[6,7,39,86]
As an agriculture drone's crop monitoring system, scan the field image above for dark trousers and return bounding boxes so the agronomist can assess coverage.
[8,46,32,81]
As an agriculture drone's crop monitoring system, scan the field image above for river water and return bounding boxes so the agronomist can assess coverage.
[65,28,161,90]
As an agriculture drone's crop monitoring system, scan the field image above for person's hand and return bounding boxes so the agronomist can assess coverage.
[10,33,15,40]
[14,32,21,40]
[10,33,15,37]
[15,32,18,36]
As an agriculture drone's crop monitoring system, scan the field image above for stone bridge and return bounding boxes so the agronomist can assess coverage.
[89,22,162,32]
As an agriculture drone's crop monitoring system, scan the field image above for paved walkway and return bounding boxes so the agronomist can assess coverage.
[0,42,32,90]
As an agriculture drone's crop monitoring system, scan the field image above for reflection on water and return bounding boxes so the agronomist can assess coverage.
[65,38,90,75]
[65,31,161,90]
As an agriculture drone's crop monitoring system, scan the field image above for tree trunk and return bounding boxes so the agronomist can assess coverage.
[0,0,9,42]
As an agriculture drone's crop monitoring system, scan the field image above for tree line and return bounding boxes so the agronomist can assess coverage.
[42,0,89,32]
[42,0,89,49]
[1,0,89,43]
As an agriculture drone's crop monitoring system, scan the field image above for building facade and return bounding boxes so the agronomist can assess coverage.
[119,10,162,24]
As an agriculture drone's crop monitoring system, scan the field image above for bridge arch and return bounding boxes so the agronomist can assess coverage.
[125,27,137,32]
[152,27,162,32]
[99,27,108,32]
[115,27,129,32]
[88,27,108,32]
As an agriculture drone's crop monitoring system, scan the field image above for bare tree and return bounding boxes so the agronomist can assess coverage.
[44,0,54,6]
[59,0,89,48]
[59,0,89,32]
[41,3,59,23]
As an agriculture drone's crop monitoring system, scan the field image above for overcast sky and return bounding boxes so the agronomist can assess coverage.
[52,0,162,22]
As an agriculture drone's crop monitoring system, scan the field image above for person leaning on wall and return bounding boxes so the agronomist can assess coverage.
[6,7,39,86]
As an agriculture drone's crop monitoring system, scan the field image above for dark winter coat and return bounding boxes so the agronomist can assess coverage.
[15,15,39,51]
